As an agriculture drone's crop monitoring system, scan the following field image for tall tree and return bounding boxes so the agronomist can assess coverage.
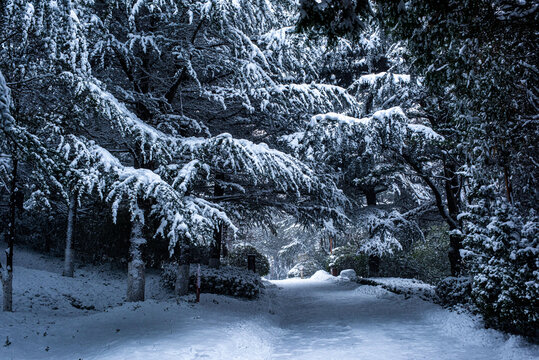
[0,69,16,311]
[298,0,538,335]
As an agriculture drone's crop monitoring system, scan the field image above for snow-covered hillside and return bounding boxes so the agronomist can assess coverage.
[0,246,537,360]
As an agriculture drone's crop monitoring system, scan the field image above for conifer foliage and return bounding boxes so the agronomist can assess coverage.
[299,0,538,337]
[0,0,536,340]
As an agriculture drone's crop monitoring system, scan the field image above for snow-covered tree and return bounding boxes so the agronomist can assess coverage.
[0,0,352,303]
[0,69,16,311]
[290,9,442,274]
[283,102,439,268]
[77,0,352,278]
[373,0,538,335]
[462,195,538,336]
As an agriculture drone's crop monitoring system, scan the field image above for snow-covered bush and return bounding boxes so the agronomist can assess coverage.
[287,259,322,278]
[161,263,262,299]
[378,225,451,283]
[407,225,451,283]
[328,246,368,277]
[377,253,421,279]
[435,276,472,307]
[462,201,538,337]
[227,245,270,277]
[340,269,357,281]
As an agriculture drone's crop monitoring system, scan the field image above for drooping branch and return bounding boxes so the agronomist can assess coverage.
[164,18,206,104]
[400,152,458,229]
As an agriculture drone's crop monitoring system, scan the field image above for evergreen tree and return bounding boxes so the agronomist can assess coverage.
[298,0,538,335]
[1,0,350,303]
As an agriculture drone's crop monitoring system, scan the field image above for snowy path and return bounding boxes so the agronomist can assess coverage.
[1,268,537,360]
[268,278,531,360]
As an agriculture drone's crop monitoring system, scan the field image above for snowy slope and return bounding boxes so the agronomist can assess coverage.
[1,247,537,360]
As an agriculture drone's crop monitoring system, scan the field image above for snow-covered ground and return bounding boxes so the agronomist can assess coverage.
[1,246,537,360]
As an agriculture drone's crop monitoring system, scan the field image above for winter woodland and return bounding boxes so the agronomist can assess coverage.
[0,0,537,358]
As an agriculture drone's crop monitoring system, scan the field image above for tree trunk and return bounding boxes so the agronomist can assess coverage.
[1,271,12,312]
[401,152,463,276]
[63,195,77,277]
[365,188,380,276]
[209,223,223,269]
[175,247,190,297]
[503,165,512,203]
[2,156,17,312]
[448,232,462,276]
[209,173,225,268]
[127,216,146,302]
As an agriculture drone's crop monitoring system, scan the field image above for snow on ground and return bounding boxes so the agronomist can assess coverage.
[1,246,538,360]
[270,274,537,360]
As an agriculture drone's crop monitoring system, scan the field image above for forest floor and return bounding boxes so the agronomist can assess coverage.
[0,244,538,360]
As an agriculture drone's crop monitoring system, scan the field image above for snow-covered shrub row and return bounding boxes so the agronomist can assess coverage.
[358,277,436,302]
[435,276,472,307]
[161,263,262,299]
[226,245,270,277]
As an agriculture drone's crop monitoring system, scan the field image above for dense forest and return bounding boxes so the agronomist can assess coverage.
[0,0,537,350]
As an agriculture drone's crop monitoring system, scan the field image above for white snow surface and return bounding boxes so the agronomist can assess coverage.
[358,72,410,86]
[1,245,537,360]
[339,269,357,281]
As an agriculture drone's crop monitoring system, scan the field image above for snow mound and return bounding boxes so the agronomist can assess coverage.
[309,270,335,281]
[339,269,357,281]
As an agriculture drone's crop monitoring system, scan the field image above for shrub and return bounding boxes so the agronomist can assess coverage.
[161,263,262,299]
[408,225,451,283]
[463,200,538,337]
[328,246,369,277]
[435,276,472,306]
[378,253,420,279]
[227,245,270,276]
[377,225,451,283]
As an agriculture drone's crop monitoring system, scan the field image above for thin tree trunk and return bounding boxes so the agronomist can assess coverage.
[1,271,12,312]
[209,223,223,269]
[127,216,146,302]
[2,156,17,311]
[63,195,77,277]
[365,188,380,276]
[175,247,190,297]
[401,152,463,276]
[209,173,225,268]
